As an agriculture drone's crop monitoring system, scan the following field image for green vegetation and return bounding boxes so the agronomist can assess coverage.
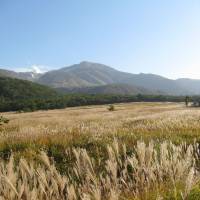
[108,104,115,111]
[0,116,9,125]
[185,95,190,107]
[0,77,187,112]
[2,76,200,113]
[0,76,57,100]
[0,94,185,112]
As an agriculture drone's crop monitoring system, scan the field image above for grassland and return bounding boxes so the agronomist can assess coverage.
[1,102,200,199]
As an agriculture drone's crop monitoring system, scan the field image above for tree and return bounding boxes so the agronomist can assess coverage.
[185,96,190,107]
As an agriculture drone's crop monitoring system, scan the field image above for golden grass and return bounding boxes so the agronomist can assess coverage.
[1,102,200,199]
[1,102,200,145]
[0,140,198,200]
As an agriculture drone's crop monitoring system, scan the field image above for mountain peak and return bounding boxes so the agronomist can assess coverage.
[80,61,92,65]
[79,61,106,68]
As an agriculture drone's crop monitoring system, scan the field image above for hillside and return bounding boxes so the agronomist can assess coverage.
[37,61,190,95]
[57,83,157,95]
[0,76,184,112]
[0,76,57,101]
[123,73,189,95]
[0,68,41,81]
[37,61,132,88]
[1,61,200,95]
[176,78,200,94]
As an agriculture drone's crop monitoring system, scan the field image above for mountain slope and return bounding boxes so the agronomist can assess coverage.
[37,61,189,95]
[56,83,157,95]
[0,69,41,81]
[37,61,132,88]
[0,76,57,101]
[122,73,190,95]
[175,78,200,95]
[1,61,200,95]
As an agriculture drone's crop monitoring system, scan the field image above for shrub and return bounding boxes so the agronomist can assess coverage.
[0,116,9,125]
[108,104,115,111]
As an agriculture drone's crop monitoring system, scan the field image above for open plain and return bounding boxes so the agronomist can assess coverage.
[1,102,200,199]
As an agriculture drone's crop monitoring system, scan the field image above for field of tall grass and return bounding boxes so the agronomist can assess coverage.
[1,102,200,199]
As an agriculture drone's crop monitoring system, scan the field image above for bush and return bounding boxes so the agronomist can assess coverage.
[108,104,115,111]
[0,116,9,125]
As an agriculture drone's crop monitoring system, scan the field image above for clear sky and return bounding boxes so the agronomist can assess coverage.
[0,0,200,79]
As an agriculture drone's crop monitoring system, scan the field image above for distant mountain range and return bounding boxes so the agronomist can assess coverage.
[0,68,42,81]
[1,61,200,95]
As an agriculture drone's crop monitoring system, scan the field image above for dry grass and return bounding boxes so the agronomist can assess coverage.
[1,102,200,199]
[0,102,195,140]
[0,140,199,200]
[1,102,200,146]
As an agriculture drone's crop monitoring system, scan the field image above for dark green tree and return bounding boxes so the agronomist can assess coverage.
[185,96,190,107]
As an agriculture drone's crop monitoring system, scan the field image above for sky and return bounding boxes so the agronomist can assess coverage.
[0,0,200,79]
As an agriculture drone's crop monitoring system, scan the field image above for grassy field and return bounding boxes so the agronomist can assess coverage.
[1,102,200,199]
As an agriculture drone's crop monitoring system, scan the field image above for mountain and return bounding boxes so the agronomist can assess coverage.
[0,76,57,101]
[37,61,132,88]
[1,61,200,95]
[175,78,200,95]
[122,73,189,95]
[56,83,156,95]
[0,69,42,81]
[37,61,189,95]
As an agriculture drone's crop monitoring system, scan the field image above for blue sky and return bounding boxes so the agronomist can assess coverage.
[0,0,200,78]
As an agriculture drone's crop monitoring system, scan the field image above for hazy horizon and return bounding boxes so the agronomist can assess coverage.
[0,0,200,79]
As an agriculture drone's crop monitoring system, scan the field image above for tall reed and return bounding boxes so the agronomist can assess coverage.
[0,140,198,200]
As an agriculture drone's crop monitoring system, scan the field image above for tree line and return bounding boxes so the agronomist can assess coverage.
[0,94,186,112]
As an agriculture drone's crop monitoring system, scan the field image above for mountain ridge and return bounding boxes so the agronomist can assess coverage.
[1,61,200,95]
[0,68,42,81]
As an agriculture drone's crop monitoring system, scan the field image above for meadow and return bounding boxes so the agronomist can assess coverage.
[1,102,200,199]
